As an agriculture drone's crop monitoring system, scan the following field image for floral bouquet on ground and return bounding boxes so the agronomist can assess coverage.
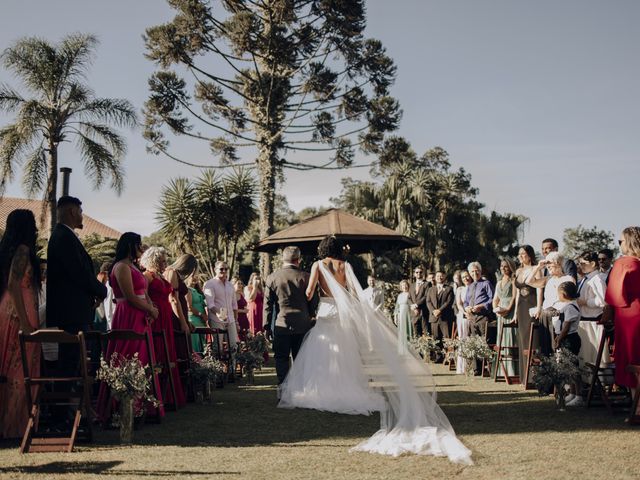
[236,333,267,383]
[532,348,585,409]
[96,352,158,443]
[409,334,441,361]
[191,345,225,385]
[96,352,157,405]
[458,335,494,376]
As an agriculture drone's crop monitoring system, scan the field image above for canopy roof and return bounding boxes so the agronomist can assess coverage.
[254,208,420,254]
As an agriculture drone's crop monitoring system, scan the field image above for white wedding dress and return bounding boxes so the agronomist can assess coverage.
[278,262,473,465]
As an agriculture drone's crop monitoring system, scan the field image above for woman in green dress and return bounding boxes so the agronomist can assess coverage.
[186,276,208,353]
[492,258,517,377]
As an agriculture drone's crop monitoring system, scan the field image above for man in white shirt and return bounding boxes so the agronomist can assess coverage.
[363,275,385,313]
[204,261,239,346]
[576,251,610,369]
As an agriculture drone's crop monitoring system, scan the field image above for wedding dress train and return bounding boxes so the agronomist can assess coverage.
[278,262,473,465]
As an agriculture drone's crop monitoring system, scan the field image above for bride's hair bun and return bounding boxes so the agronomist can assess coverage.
[318,235,345,259]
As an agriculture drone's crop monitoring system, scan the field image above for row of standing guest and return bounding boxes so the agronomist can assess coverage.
[0,198,268,439]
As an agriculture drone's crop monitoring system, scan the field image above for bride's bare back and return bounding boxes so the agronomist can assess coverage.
[306,258,347,299]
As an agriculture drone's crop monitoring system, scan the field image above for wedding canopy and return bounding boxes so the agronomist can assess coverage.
[254,209,420,254]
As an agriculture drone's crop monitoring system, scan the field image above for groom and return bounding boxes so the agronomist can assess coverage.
[264,246,318,388]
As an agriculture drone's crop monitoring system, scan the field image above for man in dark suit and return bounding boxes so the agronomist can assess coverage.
[47,196,107,373]
[264,246,318,387]
[408,265,429,337]
[426,271,455,340]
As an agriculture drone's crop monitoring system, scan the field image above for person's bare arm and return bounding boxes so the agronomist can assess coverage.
[164,268,190,331]
[306,262,319,300]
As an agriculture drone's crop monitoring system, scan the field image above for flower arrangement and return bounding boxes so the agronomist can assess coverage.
[409,334,441,359]
[96,352,157,405]
[96,352,157,443]
[442,337,460,364]
[458,335,494,375]
[532,348,585,409]
[191,344,225,384]
[236,332,267,383]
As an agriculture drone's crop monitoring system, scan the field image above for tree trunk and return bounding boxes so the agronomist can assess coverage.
[45,142,58,237]
[257,149,278,277]
[230,236,239,276]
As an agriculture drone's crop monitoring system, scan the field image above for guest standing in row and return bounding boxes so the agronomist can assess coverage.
[164,254,198,334]
[141,247,185,407]
[363,275,385,313]
[455,270,472,374]
[493,258,517,377]
[47,196,106,374]
[186,276,208,353]
[204,261,239,347]
[245,273,264,334]
[409,266,428,337]
[514,245,540,382]
[394,280,413,354]
[463,262,494,375]
[234,277,249,341]
[0,210,41,438]
[605,227,640,407]
[97,233,162,421]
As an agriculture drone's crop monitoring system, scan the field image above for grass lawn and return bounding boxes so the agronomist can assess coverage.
[0,364,638,480]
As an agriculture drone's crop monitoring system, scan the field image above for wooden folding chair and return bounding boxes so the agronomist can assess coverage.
[493,322,519,384]
[173,329,195,401]
[211,327,233,384]
[523,322,544,389]
[19,329,92,453]
[151,330,179,411]
[625,365,640,425]
[194,327,227,387]
[586,324,629,412]
[100,330,162,425]
[83,330,104,408]
[481,320,498,378]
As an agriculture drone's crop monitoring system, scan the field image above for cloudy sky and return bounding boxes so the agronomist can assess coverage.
[1,0,638,249]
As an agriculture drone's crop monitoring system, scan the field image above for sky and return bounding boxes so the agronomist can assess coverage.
[1,0,638,250]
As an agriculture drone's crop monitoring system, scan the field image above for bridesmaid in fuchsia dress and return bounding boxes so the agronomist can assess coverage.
[97,233,164,422]
[142,247,186,407]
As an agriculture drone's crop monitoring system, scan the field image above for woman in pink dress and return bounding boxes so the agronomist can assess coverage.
[0,210,41,439]
[234,278,249,341]
[141,247,186,407]
[245,273,265,334]
[97,233,163,422]
[605,227,640,404]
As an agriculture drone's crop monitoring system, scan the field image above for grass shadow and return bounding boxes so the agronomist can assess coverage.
[0,461,238,476]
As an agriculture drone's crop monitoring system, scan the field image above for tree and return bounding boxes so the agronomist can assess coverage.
[334,143,527,277]
[562,225,617,259]
[143,0,400,274]
[0,34,137,232]
[156,167,257,276]
[81,233,118,272]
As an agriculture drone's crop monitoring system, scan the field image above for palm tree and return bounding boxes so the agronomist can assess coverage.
[0,33,137,232]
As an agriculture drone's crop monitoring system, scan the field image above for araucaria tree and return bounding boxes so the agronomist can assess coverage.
[0,34,137,231]
[143,0,401,274]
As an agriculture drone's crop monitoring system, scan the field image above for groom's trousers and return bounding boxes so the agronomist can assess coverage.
[273,327,306,384]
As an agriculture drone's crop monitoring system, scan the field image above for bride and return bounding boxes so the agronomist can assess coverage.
[278,236,472,464]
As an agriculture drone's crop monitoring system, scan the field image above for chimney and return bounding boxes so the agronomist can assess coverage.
[60,167,72,196]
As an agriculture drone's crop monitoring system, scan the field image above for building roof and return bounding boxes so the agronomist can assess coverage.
[254,208,420,254]
[0,196,121,239]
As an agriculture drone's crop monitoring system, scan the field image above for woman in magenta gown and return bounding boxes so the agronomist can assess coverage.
[141,247,186,407]
[605,227,640,402]
[97,233,164,422]
[245,273,265,334]
[0,210,41,439]
[233,278,249,341]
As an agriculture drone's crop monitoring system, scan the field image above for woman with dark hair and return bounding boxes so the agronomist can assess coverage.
[164,254,198,334]
[97,232,163,421]
[0,209,41,438]
[514,244,541,383]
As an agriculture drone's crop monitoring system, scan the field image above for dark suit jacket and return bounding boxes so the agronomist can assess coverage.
[264,265,318,335]
[46,223,107,333]
[426,284,455,324]
[408,281,429,325]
